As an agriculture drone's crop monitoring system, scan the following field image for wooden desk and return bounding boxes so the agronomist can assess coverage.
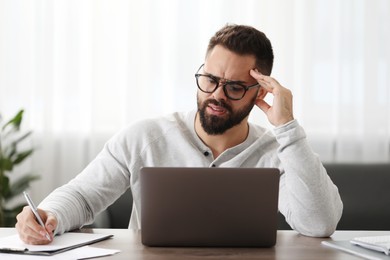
[1,228,390,259]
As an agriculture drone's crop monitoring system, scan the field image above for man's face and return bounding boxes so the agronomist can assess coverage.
[197,45,259,135]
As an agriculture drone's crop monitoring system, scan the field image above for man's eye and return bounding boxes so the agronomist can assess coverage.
[227,84,244,93]
[207,77,217,84]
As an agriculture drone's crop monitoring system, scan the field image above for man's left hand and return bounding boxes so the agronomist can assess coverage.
[250,69,294,127]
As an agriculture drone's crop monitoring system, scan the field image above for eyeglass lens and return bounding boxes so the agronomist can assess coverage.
[196,75,247,100]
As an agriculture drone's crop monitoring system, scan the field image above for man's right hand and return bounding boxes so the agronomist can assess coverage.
[15,206,58,245]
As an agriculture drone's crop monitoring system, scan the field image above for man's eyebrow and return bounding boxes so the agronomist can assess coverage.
[223,78,248,84]
[228,79,247,84]
[203,70,247,84]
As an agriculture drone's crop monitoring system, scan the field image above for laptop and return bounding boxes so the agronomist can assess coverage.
[140,167,280,247]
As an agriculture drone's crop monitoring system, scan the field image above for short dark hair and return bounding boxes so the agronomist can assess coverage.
[207,24,274,75]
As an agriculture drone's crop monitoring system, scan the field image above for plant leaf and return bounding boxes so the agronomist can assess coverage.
[4,143,16,158]
[0,175,10,196]
[13,131,33,146]
[12,149,34,165]
[4,131,33,158]
[2,109,24,131]
[4,174,40,200]
[0,158,13,171]
[3,204,27,227]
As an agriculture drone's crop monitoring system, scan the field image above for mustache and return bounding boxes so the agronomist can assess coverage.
[204,99,232,113]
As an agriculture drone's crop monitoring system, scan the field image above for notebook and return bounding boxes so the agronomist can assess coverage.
[140,167,280,247]
[0,232,113,256]
[351,235,390,255]
[322,239,390,260]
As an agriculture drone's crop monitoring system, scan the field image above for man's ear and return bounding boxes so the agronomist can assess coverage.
[256,87,267,100]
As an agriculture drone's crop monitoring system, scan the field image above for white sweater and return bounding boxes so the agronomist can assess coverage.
[39,110,343,237]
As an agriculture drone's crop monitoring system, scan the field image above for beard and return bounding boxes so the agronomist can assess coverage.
[197,94,257,135]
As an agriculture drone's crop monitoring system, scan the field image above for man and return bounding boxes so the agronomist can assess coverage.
[16,24,343,244]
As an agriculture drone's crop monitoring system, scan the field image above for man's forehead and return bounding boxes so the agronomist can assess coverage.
[204,45,256,81]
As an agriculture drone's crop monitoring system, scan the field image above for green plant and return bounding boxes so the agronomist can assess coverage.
[0,109,39,227]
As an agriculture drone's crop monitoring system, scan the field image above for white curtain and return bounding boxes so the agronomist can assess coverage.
[1,0,389,201]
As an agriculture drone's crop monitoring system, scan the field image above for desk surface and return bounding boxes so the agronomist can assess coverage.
[1,228,390,259]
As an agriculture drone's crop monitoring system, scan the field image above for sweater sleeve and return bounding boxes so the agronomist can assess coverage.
[275,120,343,237]
[38,133,131,235]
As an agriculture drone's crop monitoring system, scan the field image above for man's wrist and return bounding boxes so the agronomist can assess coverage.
[274,119,297,132]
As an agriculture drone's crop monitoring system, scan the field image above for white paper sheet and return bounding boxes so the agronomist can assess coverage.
[0,246,120,259]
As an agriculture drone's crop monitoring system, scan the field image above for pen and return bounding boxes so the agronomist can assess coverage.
[23,191,51,241]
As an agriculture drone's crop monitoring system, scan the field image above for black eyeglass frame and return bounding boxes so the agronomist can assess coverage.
[194,64,260,101]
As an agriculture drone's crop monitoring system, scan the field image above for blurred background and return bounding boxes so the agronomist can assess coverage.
[0,0,389,202]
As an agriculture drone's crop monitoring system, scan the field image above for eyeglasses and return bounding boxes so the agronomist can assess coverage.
[195,64,260,100]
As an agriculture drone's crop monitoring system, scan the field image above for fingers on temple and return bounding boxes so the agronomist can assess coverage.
[256,99,271,112]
